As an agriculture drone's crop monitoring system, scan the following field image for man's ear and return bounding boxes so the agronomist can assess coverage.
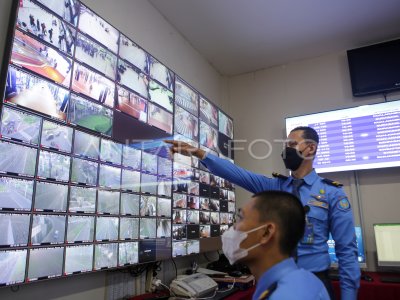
[308,143,317,157]
[260,223,276,244]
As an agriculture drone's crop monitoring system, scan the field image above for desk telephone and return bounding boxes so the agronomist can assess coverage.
[170,273,218,298]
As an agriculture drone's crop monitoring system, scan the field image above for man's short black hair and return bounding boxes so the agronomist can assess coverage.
[291,126,319,145]
[252,191,305,255]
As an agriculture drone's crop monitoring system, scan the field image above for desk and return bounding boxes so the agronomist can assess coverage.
[332,272,400,300]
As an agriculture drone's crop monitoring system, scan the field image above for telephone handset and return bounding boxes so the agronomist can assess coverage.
[170,273,218,298]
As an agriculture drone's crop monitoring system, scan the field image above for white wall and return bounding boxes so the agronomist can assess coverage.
[227,51,400,272]
[0,0,225,299]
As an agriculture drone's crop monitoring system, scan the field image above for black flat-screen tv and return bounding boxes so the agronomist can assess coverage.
[347,38,400,97]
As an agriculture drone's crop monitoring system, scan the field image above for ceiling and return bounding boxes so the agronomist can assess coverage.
[149,0,400,76]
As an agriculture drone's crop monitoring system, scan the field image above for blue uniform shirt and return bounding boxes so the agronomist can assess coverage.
[201,154,360,300]
[253,258,329,300]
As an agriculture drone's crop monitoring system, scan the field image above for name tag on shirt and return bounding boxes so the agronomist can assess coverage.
[301,223,314,244]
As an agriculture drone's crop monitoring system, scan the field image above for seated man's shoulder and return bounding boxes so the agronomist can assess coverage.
[271,269,329,300]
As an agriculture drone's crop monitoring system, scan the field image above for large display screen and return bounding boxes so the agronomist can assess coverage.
[285,100,400,173]
[0,0,235,287]
[374,223,400,267]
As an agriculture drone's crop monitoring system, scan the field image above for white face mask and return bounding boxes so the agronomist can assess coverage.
[221,224,268,265]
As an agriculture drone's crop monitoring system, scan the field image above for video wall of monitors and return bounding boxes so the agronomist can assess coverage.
[0,0,235,287]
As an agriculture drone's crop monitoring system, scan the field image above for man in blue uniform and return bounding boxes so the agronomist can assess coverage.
[222,190,329,299]
[166,126,360,300]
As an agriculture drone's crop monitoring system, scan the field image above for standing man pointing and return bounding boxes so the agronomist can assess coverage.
[166,126,360,300]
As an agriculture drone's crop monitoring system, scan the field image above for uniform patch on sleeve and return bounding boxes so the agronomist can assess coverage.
[337,198,351,211]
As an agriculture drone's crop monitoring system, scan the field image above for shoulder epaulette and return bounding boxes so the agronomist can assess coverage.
[322,178,343,187]
[272,172,288,180]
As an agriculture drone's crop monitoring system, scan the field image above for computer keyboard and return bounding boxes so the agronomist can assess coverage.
[380,276,400,283]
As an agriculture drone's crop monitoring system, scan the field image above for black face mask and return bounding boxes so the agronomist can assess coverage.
[281,147,304,171]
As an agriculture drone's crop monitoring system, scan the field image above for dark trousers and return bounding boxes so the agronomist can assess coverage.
[313,270,335,300]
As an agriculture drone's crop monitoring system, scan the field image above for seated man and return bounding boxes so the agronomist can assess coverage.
[222,190,329,300]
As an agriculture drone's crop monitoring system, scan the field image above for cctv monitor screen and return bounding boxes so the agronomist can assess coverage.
[199,211,210,224]
[174,105,199,141]
[120,193,140,216]
[4,66,70,121]
[186,224,199,239]
[149,56,174,90]
[172,225,186,240]
[138,240,156,263]
[71,63,115,108]
[1,106,41,145]
[173,153,192,167]
[220,225,229,235]
[200,121,218,152]
[11,29,72,88]
[210,212,220,225]
[157,178,172,197]
[27,247,63,280]
[285,99,400,173]
[211,225,220,237]
[228,202,235,213]
[173,193,187,209]
[68,186,96,213]
[142,152,157,174]
[0,177,33,211]
[157,219,171,238]
[199,97,218,128]
[119,34,149,73]
[173,162,193,180]
[37,0,79,26]
[140,196,157,217]
[94,243,118,270]
[0,141,37,177]
[98,164,121,189]
[199,198,209,210]
[158,157,172,178]
[374,223,400,267]
[95,216,119,241]
[141,173,157,195]
[37,150,70,182]
[70,157,98,186]
[119,242,139,265]
[148,103,173,134]
[121,169,140,192]
[78,4,119,53]
[41,120,73,153]
[66,215,95,243]
[199,170,210,185]
[116,86,148,123]
[157,198,171,217]
[100,139,122,165]
[187,196,199,210]
[119,217,139,240]
[172,179,188,194]
[218,110,234,139]
[140,218,157,239]
[186,240,200,255]
[68,94,113,136]
[73,130,100,160]
[220,201,228,213]
[209,199,220,212]
[31,214,66,245]
[175,79,198,116]
[97,190,120,215]
[188,182,199,196]
[173,209,186,224]
[187,210,199,224]
[0,213,30,247]
[172,241,187,257]
[200,225,211,238]
[64,245,93,275]
[148,80,173,113]
[34,181,68,212]
[0,249,27,285]
[16,0,76,55]
[117,61,149,99]
[75,32,117,80]
[122,145,141,170]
